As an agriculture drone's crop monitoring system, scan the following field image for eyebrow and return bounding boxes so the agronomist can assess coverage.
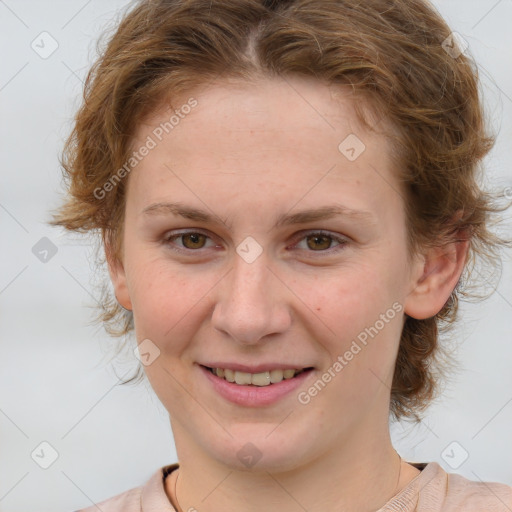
[141,202,376,229]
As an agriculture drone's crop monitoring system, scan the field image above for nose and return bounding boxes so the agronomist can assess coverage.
[211,252,292,345]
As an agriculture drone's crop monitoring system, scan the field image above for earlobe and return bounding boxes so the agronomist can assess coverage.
[404,238,469,320]
[105,242,133,312]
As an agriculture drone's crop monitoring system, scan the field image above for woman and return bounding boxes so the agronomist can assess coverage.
[54,0,512,510]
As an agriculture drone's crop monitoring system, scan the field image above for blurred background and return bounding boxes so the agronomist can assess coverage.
[0,1,511,510]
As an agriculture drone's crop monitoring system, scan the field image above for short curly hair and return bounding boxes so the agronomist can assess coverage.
[52,0,511,420]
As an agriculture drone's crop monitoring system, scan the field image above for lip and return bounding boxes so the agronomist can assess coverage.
[198,364,315,407]
[199,362,313,373]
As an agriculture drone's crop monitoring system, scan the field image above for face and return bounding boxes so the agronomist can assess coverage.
[111,76,428,472]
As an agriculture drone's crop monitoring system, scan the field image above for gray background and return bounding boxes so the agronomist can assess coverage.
[1,1,511,511]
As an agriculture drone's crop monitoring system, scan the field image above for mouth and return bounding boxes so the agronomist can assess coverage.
[201,365,314,387]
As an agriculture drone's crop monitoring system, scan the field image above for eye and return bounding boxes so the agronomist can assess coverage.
[162,229,348,256]
[164,230,219,252]
[290,230,348,254]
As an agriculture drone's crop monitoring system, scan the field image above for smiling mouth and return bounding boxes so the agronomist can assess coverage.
[202,365,314,387]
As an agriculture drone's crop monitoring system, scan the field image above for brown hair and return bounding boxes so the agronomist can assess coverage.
[52,0,511,420]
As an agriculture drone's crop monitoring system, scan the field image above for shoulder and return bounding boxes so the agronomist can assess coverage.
[73,464,179,512]
[76,485,142,512]
[442,466,512,511]
[388,462,512,512]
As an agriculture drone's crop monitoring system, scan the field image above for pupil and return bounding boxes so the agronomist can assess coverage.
[308,235,330,250]
[184,233,204,248]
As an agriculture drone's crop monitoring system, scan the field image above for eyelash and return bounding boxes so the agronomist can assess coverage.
[163,229,348,256]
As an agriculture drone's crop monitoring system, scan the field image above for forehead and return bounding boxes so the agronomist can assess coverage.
[127,76,402,220]
[139,76,378,147]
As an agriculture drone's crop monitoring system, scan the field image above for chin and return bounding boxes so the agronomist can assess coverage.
[206,425,314,473]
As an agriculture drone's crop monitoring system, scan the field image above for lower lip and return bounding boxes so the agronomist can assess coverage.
[199,365,314,407]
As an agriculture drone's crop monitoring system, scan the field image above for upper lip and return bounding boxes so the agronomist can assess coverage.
[199,362,314,373]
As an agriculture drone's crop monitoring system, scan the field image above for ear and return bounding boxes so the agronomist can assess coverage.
[404,236,469,320]
[104,236,133,311]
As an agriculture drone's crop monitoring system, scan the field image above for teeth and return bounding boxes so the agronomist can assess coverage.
[269,369,284,383]
[235,371,252,385]
[211,367,305,386]
[251,372,271,386]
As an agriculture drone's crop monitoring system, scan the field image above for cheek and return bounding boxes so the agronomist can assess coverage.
[125,255,194,336]
[292,264,403,384]
[295,263,397,339]
[125,254,226,358]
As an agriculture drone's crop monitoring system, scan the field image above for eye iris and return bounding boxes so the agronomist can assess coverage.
[182,233,206,249]
[307,234,332,251]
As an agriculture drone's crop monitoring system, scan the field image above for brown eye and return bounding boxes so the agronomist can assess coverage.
[180,232,207,249]
[291,230,348,255]
[306,234,333,251]
[164,230,216,253]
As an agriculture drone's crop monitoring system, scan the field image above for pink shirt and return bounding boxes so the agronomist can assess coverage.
[75,462,512,511]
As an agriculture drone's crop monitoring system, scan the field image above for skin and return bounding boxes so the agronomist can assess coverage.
[109,75,468,512]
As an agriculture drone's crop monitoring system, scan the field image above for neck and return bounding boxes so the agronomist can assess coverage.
[166,415,418,512]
